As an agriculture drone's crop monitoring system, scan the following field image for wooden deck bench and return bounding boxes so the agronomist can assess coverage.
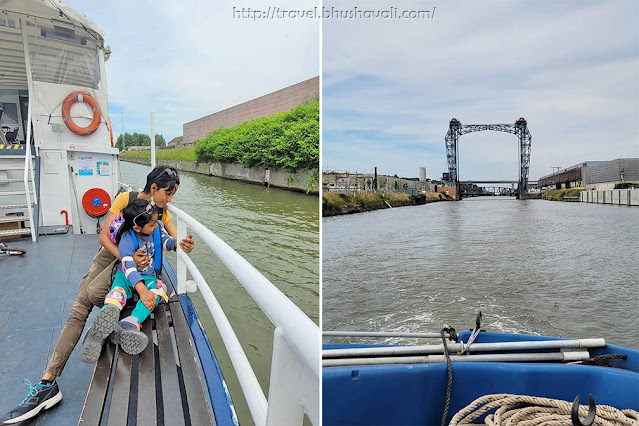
[78,276,215,426]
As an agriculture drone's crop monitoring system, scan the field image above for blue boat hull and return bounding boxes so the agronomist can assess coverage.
[323,332,639,425]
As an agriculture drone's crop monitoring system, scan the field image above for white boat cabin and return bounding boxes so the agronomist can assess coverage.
[0,0,118,239]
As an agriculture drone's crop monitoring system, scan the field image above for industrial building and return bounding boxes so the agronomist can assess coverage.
[323,169,439,194]
[585,158,639,190]
[539,158,639,191]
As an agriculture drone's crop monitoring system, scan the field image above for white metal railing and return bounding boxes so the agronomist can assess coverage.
[167,204,319,426]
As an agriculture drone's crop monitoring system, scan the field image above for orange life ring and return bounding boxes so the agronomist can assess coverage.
[62,91,101,136]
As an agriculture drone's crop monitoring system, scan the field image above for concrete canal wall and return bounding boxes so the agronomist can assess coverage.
[121,158,319,194]
[580,189,639,206]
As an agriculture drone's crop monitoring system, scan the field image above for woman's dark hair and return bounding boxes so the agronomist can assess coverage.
[115,199,159,244]
[143,165,180,193]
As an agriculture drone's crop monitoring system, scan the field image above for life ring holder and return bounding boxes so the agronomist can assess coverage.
[62,91,101,136]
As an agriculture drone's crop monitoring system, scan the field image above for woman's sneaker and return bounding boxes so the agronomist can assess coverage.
[109,317,149,355]
[81,304,120,363]
[0,379,62,424]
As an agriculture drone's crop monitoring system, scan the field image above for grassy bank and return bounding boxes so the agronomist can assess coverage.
[542,188,584,201]
[323,192,448,216]
[120,147,197,162]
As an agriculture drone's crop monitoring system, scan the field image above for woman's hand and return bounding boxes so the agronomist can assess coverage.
[134,251,150,269]
[179,234,195,253]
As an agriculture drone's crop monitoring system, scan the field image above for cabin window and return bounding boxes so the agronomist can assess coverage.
[27,22,101,89]
[0,103,19,125]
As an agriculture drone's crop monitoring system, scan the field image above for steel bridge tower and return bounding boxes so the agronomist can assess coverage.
[445,117,532,199]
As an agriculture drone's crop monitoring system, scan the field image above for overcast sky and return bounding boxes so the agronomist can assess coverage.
[65,0,319,143]
[322,0,639,181]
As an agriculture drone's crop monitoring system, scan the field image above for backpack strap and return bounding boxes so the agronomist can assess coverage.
[129,229,139,251]
[152,226,162,273]
[128,191,139,205]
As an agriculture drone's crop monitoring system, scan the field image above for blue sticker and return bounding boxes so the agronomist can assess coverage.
[92,197,102,207]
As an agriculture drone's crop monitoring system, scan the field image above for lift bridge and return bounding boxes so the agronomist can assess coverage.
[445,117,532,199]
[457,181,538,197]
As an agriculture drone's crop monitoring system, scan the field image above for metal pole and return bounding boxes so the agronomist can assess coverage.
[519,128,522,197]
[176,216,186,294]
[20,18,36,242]
[455,134,461,200]
[150,111,155,169]
[322,339,605,358]
[323,351,591,367]
[323,331,448,339]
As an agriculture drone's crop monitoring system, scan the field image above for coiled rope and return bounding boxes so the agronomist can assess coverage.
[449,394,639,426]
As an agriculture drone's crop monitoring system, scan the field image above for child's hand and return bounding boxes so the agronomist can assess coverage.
[139,288,157,310]
[134,251,150,269]
[179,234,195,253]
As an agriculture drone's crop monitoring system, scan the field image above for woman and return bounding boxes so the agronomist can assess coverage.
[0,166,195,425]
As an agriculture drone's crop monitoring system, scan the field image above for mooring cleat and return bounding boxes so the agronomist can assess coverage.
[80,304,120,363]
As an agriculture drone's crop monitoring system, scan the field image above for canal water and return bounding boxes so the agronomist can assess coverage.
[119,161,319,425]
[323,197,639,349]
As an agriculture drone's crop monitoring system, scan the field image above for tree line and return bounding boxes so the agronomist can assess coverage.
[116,133,166,151]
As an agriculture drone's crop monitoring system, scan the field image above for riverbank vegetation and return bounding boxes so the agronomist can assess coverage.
[116,133,166,151]
[323,192,448,216]
[118,100,319,170]
[119,147,197,162]
[615,183,639,189]
[194,99,319,170]
[542,188,584,201]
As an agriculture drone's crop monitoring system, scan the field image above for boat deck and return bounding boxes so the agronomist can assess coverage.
[0,233,217,425]
[0,233,99,425]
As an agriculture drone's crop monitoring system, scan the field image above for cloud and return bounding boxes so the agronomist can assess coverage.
[322,0,639,180]
[65,0,319,142]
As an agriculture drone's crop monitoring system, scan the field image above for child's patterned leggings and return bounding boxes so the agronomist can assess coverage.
[103,270,167,323]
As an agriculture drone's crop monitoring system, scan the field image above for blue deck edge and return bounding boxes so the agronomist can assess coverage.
[163,256,239,426]
[323,331,639,425]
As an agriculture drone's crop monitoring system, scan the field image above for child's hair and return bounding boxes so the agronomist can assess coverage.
[143,165,180,193]
[115,199,159,244]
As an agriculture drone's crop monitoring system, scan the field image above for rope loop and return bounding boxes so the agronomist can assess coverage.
[449,394,639,426]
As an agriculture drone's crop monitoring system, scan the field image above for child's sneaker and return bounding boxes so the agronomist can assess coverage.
[0,379,62,424]
[80,304,120,363]
[109,316,149,355]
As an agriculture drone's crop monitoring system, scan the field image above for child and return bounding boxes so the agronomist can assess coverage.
[81,199,176,363]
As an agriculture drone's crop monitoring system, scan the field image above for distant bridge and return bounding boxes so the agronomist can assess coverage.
[445,117,532,199]
[459,181,539,198]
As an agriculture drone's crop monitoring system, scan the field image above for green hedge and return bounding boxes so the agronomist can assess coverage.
[120,147,197,162]
[194,100,319,170]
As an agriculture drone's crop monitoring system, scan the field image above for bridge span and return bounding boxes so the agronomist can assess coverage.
[445,117,533,199]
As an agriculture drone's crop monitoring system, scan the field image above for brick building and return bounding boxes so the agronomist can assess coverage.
[182,76,319,146]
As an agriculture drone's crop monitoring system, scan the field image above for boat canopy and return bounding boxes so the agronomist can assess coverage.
[0,0,104,39]
[0,0,107,90]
